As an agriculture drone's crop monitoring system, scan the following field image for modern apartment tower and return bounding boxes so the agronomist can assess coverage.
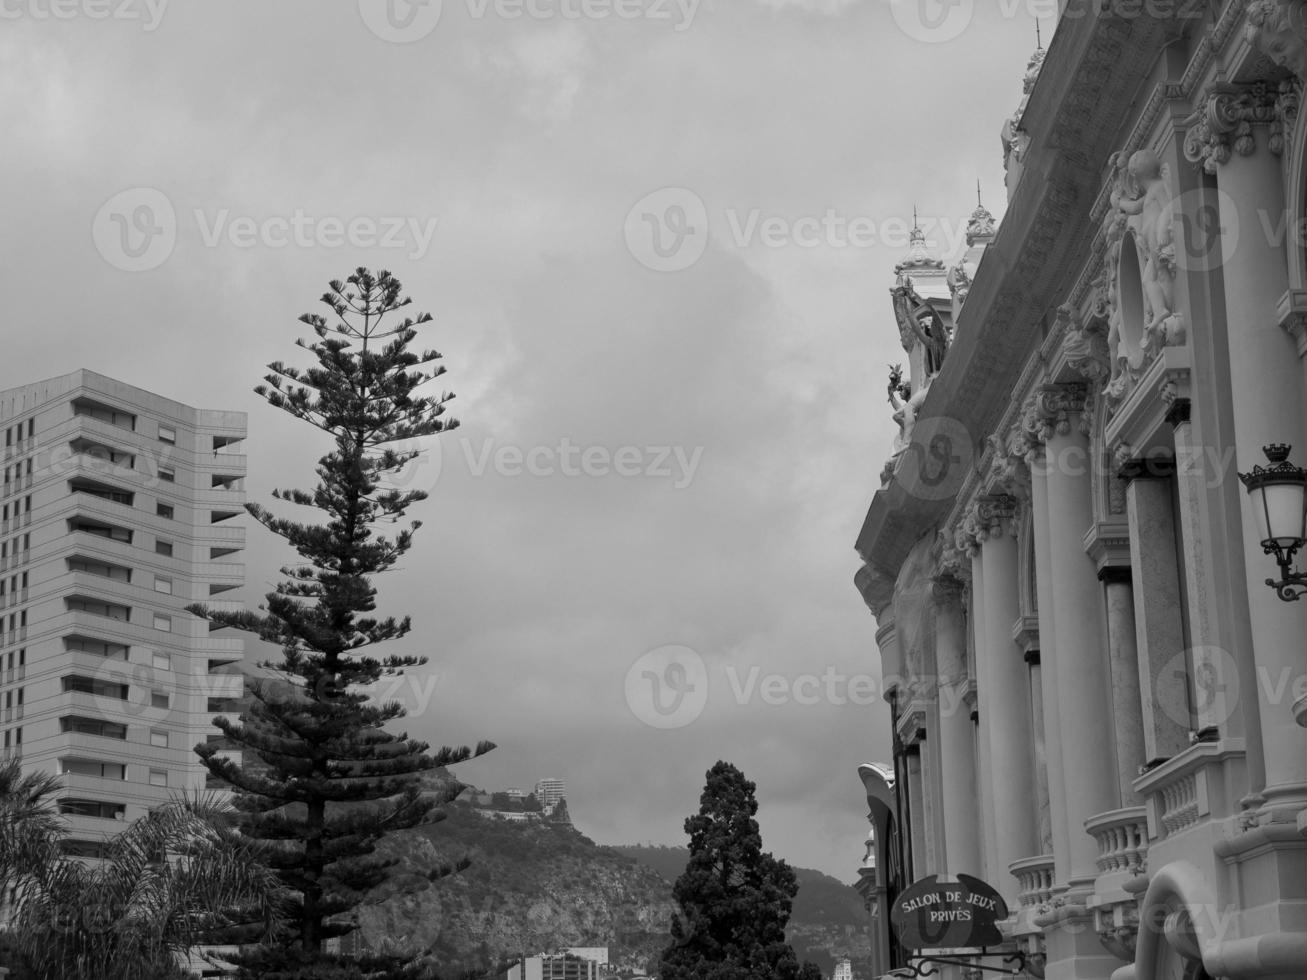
[0,369,247,855]
[534,776,564,809]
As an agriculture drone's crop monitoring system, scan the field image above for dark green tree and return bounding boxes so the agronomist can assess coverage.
[659,762,822,980]
[189,268,494,978]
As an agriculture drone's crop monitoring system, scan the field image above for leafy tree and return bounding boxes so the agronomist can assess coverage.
[659,762,822,980]
[188,268,494,977]
[0,759,283,980]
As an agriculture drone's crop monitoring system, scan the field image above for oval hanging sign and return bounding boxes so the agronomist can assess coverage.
[889,873,1009,950]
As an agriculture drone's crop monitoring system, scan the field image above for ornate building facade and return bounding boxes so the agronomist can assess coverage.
[855,3,1307,979]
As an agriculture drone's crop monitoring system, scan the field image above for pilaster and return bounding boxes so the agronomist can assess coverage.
[1186,81,1307,819]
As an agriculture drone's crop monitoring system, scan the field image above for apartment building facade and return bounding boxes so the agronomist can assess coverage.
[0,369,247,854]
[856,3,1307,979]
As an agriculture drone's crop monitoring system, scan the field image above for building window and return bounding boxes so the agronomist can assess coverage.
[151,650,171,671]
[159,467,175,483]
[150,690,169,709]
[155,540,173,557]
[152,614,171,632]
[148,769,167,787]
[62,676,128,699]
[156,503,174,519]
[157,426,175,445]
[153,577,172,595]
[149,730,168,748]
[60,716,127,740]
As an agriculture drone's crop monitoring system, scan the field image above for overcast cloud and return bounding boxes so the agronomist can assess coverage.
[2,0,1042,879]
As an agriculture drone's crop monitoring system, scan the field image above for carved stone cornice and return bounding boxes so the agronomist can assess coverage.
[1058,302,1111,390]
[975,493,1020,541]
[1023,383,1088,450]
[1183,80,1299,173]
[982,428,1033,503]
[935,531,973,584]
[1247,0,1307,83]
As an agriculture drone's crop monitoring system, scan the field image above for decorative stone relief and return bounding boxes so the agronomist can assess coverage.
[1059,302,1112,391]
[1103,148,1186,404]
[1184,80,1298,173]
[886,363,931,462]
[976,494,1020,540]
[1021,383,1087,454]
[936,533,972,584]
[984,428,1032,504]
[955,508,985,560]
[1247,1,1307,84]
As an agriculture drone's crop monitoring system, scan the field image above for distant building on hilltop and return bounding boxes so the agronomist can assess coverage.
[832,958,852,980]
[534,776,564,808]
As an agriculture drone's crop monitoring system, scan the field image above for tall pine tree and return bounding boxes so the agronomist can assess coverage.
[189,268,493,978]
[660,762,821,980]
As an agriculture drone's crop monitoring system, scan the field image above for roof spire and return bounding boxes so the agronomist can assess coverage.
[977,180,982,208]
[1035,17,1043,51]
[913,204,919,231]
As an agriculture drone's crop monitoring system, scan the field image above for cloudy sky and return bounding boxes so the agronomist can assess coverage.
[3,0,1045,880]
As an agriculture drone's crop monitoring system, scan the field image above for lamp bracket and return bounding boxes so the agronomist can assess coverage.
[893,949,1027,978]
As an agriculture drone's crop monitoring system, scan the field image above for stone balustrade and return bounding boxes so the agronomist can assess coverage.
[1157,770,1201,837]
[1009,854,1056,910]
[1085,806,1149,877]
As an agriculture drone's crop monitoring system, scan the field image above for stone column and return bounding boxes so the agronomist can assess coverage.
[933,577,982,878]
[1124,474,1193,761]
[1025,652,1054,852]
[1027,384,1119,889]
[1099,567,1146,804]
[904,747,928,880]
[968,495,1037,907]
[1194,88,1307,816]
[1027,457,1072,887]
[968,551,1001,886]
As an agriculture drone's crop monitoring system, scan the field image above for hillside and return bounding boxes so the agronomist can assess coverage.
[611,845,870,975]
[354,779,870,978]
